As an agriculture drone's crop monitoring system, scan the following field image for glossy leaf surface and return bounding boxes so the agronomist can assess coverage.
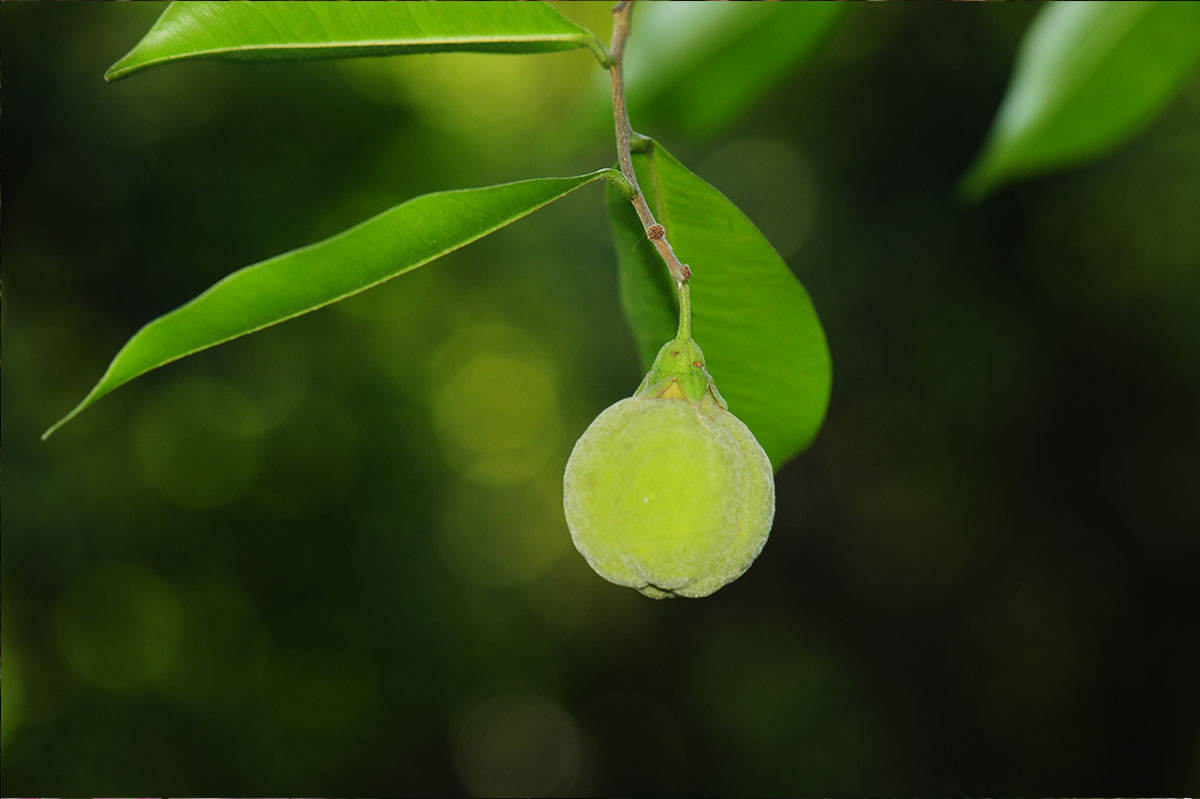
[46,169,627,438]
[607,141,831,470]
[106,1,609,80]
[963,2,1200,197]
[624,1,845,138]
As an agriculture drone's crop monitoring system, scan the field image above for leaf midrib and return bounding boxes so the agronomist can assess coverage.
[107,32,593,79]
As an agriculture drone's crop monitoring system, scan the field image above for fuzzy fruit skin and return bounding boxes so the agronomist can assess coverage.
[563,337,775,598]
[673,410,774,597]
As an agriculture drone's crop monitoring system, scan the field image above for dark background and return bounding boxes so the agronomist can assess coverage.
[4,2,1199,794]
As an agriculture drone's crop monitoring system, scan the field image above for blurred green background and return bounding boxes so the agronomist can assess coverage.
[4,2,1200,794]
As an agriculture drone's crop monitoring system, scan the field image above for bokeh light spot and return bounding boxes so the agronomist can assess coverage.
[433,329,561,485]
[156,578,268,712]
[689,616,882,785]
[1,638,27,745]
[54,562,182,691]
[130,376,264,508]
[436,479,567,588]
[697,137,818,258]
[454,692,581,797]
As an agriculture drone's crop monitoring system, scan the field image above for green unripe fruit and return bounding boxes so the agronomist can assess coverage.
[563,335,775,598]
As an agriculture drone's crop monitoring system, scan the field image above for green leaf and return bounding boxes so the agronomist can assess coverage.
[607,141,831,470]
[962,2,1200,198]
[106,0,609,80]
[45,169,629,439]
[624,1,845,138]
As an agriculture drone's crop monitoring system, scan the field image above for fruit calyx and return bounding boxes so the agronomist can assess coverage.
[634,335,727,412]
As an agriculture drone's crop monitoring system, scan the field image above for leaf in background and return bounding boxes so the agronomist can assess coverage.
[45,169,629,439]
[962,2,1200,199]
[106,0,609,80]
[607,141,831,470]
[624,1,845,139]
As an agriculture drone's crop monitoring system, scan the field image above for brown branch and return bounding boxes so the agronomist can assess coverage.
[608,0,691,285]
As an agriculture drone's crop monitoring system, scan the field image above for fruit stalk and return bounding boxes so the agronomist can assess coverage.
[676,280,692,341]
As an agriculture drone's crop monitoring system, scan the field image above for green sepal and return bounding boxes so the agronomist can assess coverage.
[634,336,727,412]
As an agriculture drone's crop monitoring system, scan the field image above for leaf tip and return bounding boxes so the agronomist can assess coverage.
[42,391,97,441]
[104,46,145,81]
[104,61,131,82]
[41,418,66,442]
[42,406,82,441]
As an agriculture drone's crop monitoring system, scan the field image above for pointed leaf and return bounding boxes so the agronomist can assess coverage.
[45,169,628,439]
[625,1,845,138]
[106,0,609,81]
[963,2,1200,198]
[607,141,831,470]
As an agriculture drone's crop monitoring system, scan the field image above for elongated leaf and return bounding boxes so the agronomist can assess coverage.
[624,1,845,138]
[45,169,628,439]
[607,141,831,470]
[106,0,609,81]
[963,2,1200,198]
